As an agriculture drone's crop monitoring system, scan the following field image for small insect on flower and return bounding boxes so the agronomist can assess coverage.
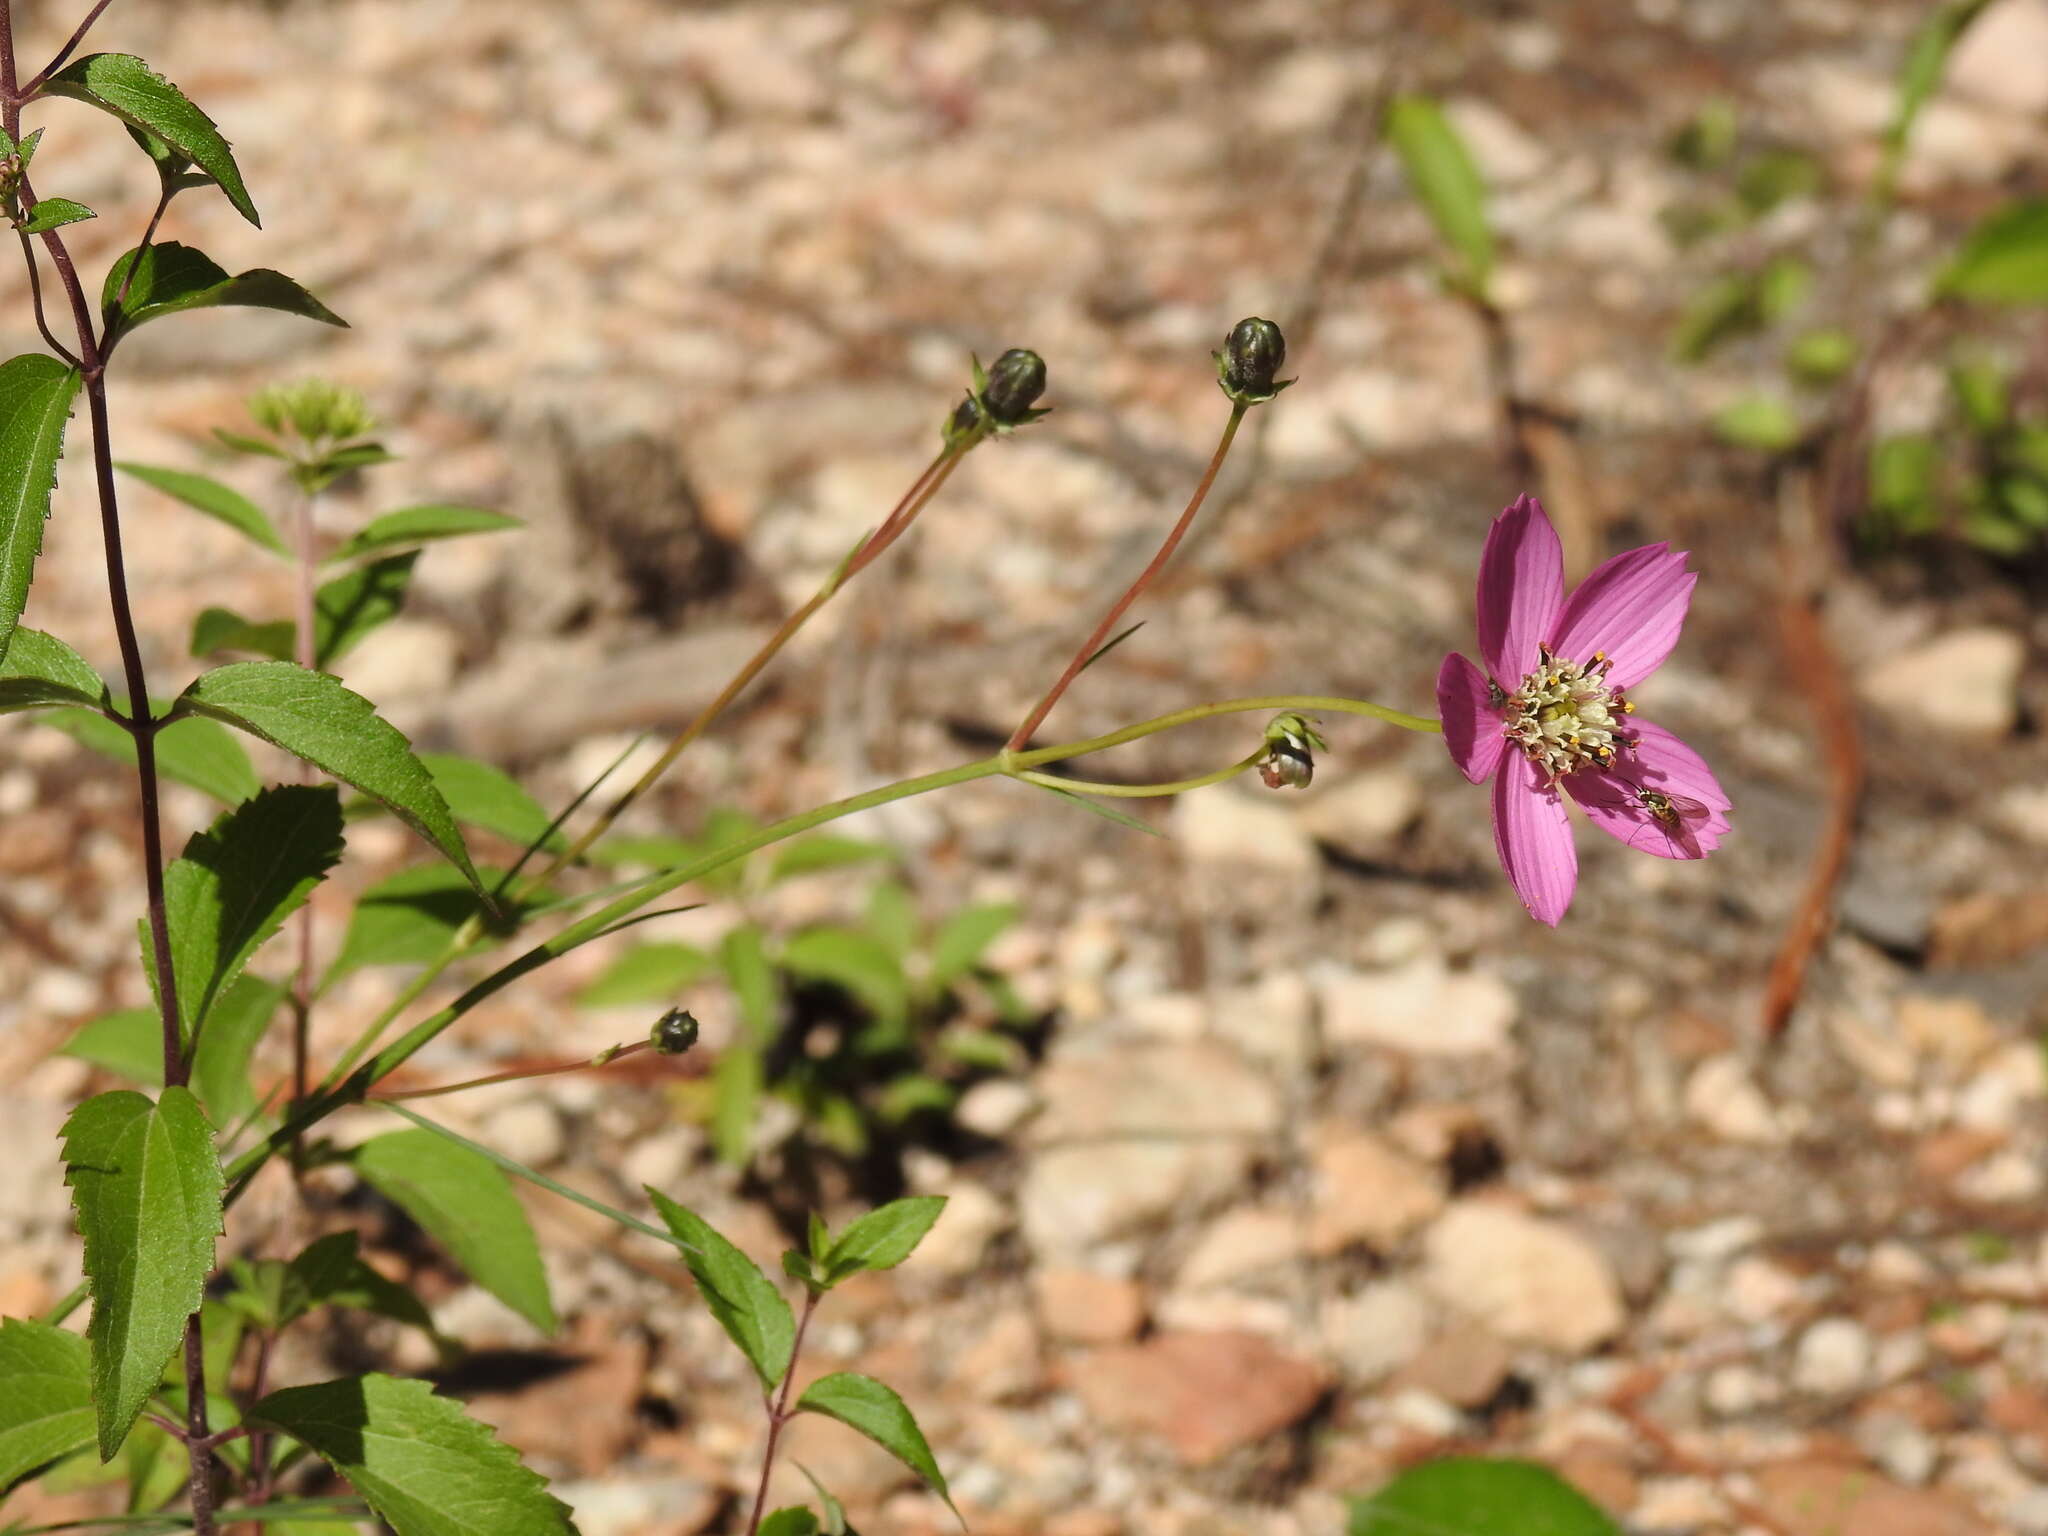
[1625,785,1713,859]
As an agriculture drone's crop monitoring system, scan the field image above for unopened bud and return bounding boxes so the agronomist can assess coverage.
[982,348,1049,425]
[942,393,984,447]
[650,1008,701,1056]
[1258,711,1326,790]
[1215,317,1293,405]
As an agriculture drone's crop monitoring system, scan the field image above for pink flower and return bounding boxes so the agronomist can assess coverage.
[1437,494,1731,926]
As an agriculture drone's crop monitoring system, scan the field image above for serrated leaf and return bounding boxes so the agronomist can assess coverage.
[1385,95,1494,294]
[61,1008,162,1087]
[192,974,286,1127]
[61,1087,223,1459]
[325,505,521,565]
[824,1196,946,1279]
[646,1189,794,1391]
[191,605,294,661]
[102,242,343,339]
[1031,780,1163,836]
[795,1373,953,1512]
[576,941,709,1008]
[352,1131,554,1334]
[325,863,491,979]
[115,461,287,555]
[782,927,909,1031]
[42,705,261,804]
[927,902,1017,991]
[0,355,84,671]
[767,834,894,884]
[0,1318,95,1493]
[47,54,259,223]
[268,1232,440,1340]
[1938,199,2048,305]
[419,753,564,853]
[0,628,107,713]
[159,785,342,1043]
[314,552,415,669]
[171,662,482,895]
[20,197,94,233]
[1347,1457,1621,1535]
[248,1374,573,1536]
[759,1511,821,1536]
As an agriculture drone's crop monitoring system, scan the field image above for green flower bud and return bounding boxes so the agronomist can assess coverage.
[1215,317,1294,405]
[1258,711,1326,789]
[649,1008,701,1056]
[943,393,985,448]
[983,348,1048,424]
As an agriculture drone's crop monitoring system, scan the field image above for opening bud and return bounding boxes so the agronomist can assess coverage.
[650,1008,701,1056]
[1215,317,1294,405]
[1258,712,1326,790]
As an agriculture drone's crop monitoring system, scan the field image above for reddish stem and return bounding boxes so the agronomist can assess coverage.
[743,1291,820,1536]
[1006,402,1246,751]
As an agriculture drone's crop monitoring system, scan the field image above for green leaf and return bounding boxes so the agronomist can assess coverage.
[0,628,107,714]
[20,197,95,234]
[326,864,488,978]
[1878,0,1995,206]
[646,1189,794,1391]
[1869,433,1942,536]
[0,1318,95,1493]
[115,462,287,555]
[1669,271,1759,363]
[823,1196,946,1280]
[191,605,294,661]
[46,54,259,223]
[42,705,261,804]
[214,427,290,460]
[864,880,917,962]
[351,1130,554,1334]
[61,1087,224,1459]
[782,927,909,1031]
[795,1373,953,1512]
[576,942,709,1008]
[1384,94,1494,295]
[419,753,564,853]
[61,1008,162,1087]
[758,1511,821,1536]
[720,925,777,1042]
[1348,1457,1621,1535]
[797,1464,850,1536]
[171,662,482,895]
[1754,254,1811,324]
[1787,328,1857,387]
[711,1044,762,1166]
[191,975,286,1127]
[1938,199,2048,305]
[928,902,1017,991]
[258,1232,439,1340]
[248,1374,573,1536]
[1711,394,1801,452]
[325,505,521,565]
[314,552,415,669]
[101,242,344,339]
[767,834,894,884]
[1950,354,2009,432]
[0,355,84,670]
[1733,149,1822,217]
[160,784,343,1042]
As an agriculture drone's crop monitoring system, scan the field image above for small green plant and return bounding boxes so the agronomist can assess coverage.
[577,823,1031,1168]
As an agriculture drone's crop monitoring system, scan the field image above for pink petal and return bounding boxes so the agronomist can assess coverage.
[1436,652,1506,785]
[1546,543,1695,689]
[1567,716,1732,861]
[1492,748,1577,925]
[1476,494,1564,685]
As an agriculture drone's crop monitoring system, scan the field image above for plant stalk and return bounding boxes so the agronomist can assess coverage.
[744,1291,820,1536]
[1007,401,1247,751]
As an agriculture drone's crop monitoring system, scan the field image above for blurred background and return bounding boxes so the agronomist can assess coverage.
[3,0,2048,1531]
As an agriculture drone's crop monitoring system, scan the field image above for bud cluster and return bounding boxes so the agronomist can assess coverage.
[945,347,1051,446]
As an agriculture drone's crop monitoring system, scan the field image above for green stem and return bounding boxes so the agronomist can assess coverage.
[1016,748,1265,797]
[228,692,1435,1199]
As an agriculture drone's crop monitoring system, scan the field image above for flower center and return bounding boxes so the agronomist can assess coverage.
[1502,646,1633,782]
